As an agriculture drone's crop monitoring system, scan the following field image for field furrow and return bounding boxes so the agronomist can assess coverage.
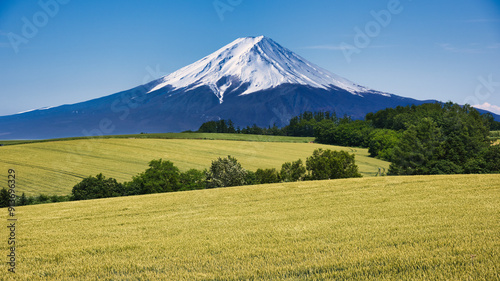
[0,175,498,280]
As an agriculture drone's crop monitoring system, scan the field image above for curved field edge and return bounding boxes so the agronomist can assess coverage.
[0,138,389,196]
[0,174,498,280]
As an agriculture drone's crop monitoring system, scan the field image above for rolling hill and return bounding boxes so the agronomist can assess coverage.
[1,175,498,280]
[0,135,389,195]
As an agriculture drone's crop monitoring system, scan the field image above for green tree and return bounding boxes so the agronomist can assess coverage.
[19,192,28,206]
[255,168,280,184]
[198,121,218,133]
[438,103,489,165]
[463,157,487,174]
[206,156,247,188]
[50,195,66,203]
[280,159,306,182]
[368,129,401,161]
[388,103,491,175]
[179,169,206,191]
[36,194,50,204]
[72,173,123,200]
[126,159,181,195]
[306,149,361,180]
[428,160,463,174]
[315,119,372,147]
[483,145,500,173]
[0,188,10,208]
[389,118,443,175]
[244,170,257,185]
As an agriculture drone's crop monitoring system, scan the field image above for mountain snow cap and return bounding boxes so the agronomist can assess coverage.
[148,36,374,103]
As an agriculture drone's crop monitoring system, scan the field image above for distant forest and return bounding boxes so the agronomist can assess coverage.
[198,102,500,175]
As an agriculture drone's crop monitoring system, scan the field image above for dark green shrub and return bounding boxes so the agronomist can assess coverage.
[280,159,306,182]
[179,169,206,191]
[72,174,123,200]
[306,149,361,180]
[255,168,280,184]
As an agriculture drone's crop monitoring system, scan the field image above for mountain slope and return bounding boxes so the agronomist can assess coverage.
[1,36,497,140]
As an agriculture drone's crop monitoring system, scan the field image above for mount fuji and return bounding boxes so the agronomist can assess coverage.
[0,36,489,140]
[148,36,374,102]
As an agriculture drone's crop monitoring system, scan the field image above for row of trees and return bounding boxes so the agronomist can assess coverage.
[197,112,342,136]
[0,190,69,208]
[197,102,500,176]
[71,148,361,201]
[316,103,500,175]
[198,119,283,136]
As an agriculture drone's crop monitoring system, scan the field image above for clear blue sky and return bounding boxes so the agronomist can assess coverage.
[1,0,499,116]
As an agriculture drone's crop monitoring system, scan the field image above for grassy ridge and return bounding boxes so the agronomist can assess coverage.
[1,174,498,280]
[0,138,388,196]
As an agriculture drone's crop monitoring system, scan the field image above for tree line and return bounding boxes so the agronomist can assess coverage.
[0,148,360,206]
[0,190,70,208]
[197,111,341,136]
[315,102,500,175]
[198,102,500,175]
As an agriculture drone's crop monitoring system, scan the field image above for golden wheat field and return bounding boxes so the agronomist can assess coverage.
[0,174,498,280]
[0,138,389,195]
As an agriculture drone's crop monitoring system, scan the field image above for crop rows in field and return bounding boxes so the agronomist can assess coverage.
[0,138,389,195]
[0,174,498,280]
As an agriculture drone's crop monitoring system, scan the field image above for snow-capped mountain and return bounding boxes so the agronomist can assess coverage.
[2,35,483,140]
[147,36,385,104]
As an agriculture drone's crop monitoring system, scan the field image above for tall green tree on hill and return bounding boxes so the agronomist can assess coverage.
[72,174,123,200]
[280,159,306,182]
[198,119,236,133]
[389,118,444,175]
[125,159,181,195]
[206,156,247,188]
[483,145,500,172]
[388,103,492,175]
[0,188,10,208]
[179,169,206,191]
[255,168,280,184]
[368,129,401,161]
[306,149,361,180]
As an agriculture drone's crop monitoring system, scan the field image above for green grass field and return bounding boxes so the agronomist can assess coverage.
[0,137,388,196]
[0,174,498,280]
